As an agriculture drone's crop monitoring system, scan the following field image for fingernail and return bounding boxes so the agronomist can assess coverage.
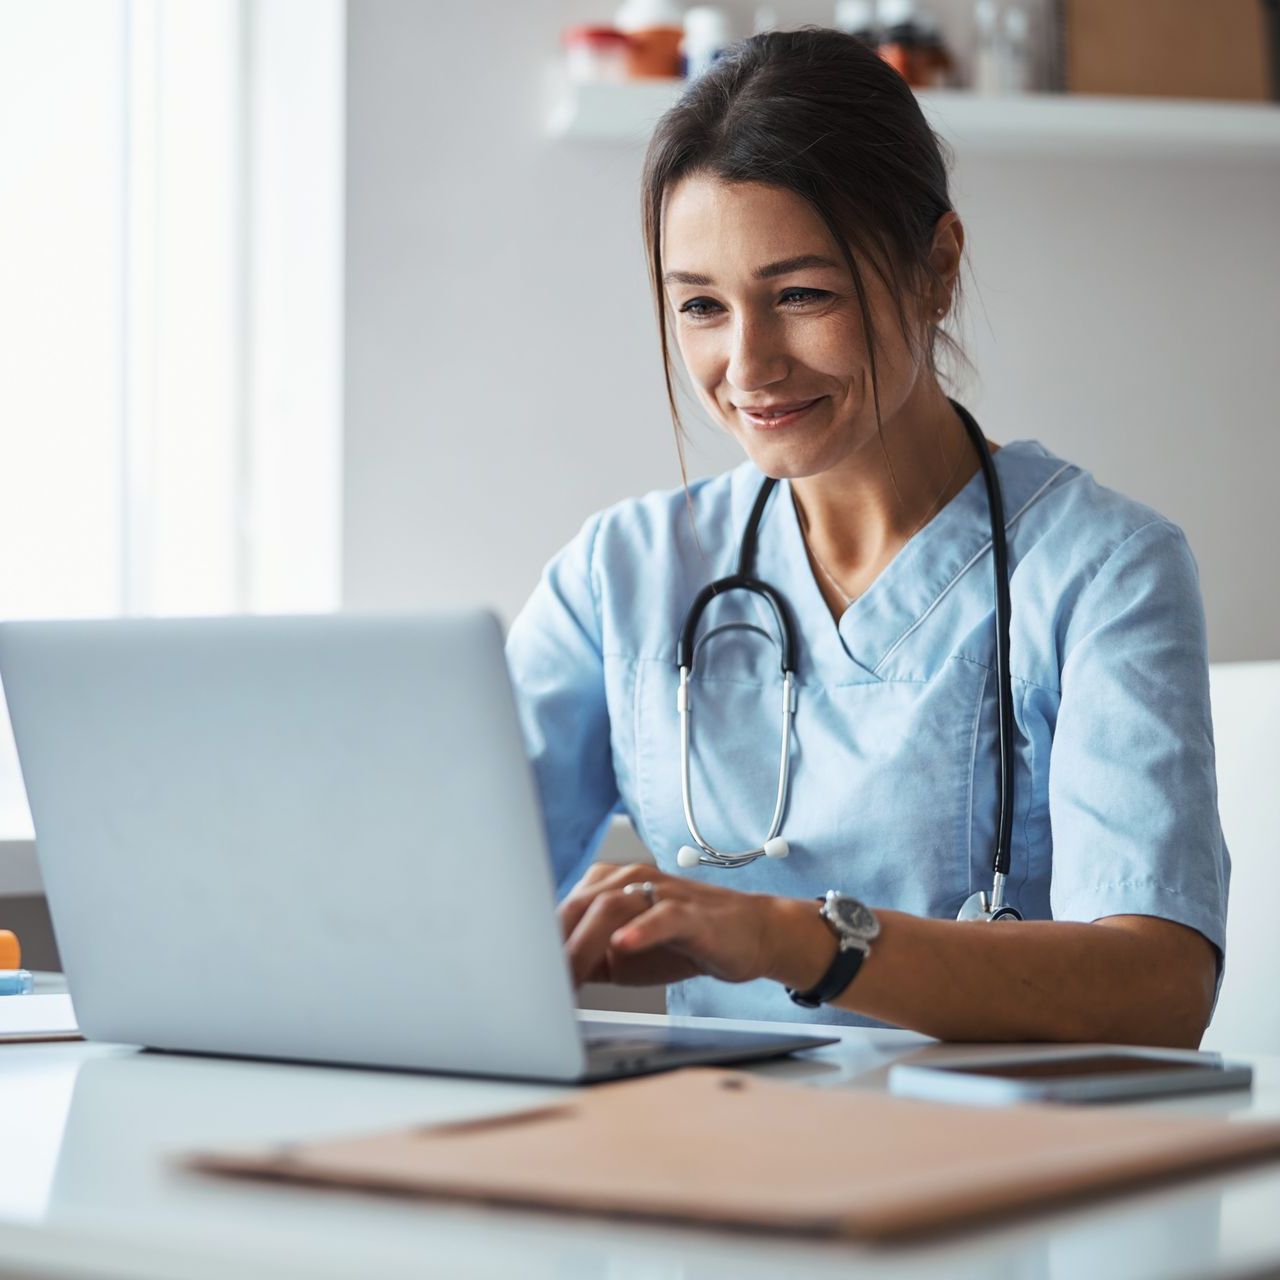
[613,929,637,949]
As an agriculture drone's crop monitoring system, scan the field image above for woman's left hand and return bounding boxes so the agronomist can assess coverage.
[558,862,810,988]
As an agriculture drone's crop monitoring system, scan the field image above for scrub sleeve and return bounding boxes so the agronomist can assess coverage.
[1035,518,1230,985]
[505,511,620,896]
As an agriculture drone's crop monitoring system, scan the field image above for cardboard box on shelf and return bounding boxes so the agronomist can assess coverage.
[1061,0,1277,101]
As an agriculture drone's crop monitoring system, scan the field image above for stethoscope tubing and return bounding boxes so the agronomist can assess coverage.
[675,399,1017,918]
[678,665,795,868]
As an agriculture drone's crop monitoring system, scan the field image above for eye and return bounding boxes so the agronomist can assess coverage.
[676,288,831,321]
[779,288,829,306]
[678,297,722,319]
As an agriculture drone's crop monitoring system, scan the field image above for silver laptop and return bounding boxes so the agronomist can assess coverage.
[0,612,833,1082]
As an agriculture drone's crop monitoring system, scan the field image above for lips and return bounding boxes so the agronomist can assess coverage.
[737,396,824,427]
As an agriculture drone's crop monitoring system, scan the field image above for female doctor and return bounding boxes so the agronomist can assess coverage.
[505,28,1228,1047]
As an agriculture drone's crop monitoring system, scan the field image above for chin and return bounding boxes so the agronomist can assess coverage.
[734,434,839,483]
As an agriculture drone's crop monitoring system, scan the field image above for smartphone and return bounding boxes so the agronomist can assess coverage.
[887,1048,1253,1106]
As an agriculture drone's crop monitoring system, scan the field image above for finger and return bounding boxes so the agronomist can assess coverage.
[567,887,654,984]
[558,862,660,941]
[557,865,616,942]
[610,898,697,956]
[566,888,654,986]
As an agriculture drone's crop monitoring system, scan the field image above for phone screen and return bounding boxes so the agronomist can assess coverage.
[933,1054,1219,1081]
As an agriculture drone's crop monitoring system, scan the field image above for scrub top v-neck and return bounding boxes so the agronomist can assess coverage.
[504,439,1230,1027]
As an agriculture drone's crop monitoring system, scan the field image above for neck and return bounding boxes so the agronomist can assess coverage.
[789,383,989,585]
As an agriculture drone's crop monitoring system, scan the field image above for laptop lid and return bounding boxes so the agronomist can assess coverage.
[0,612,588,1080]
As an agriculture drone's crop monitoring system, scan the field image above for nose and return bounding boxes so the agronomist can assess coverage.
[726,310,789,394]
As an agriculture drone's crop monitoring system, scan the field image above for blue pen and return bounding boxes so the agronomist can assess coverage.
[0,970,34,996]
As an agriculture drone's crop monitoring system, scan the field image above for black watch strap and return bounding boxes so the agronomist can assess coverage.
[786,899,869,1008]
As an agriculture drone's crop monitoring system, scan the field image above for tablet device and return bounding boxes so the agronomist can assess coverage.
[888,1048,1253,1105]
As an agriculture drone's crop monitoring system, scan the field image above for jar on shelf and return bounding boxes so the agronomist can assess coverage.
[562,26,632,83]
[615,0,684,78]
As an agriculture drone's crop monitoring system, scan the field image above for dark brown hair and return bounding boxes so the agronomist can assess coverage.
[640,26,972,477]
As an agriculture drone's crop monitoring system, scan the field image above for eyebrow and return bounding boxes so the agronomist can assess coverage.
[661,254,843,287]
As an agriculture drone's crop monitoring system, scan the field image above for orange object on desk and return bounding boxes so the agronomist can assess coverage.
[0,930,19,970]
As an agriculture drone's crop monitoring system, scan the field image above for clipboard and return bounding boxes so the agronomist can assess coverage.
[190,1066,1280,1239]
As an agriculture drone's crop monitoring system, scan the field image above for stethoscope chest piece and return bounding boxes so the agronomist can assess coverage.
[957,877,1024,923]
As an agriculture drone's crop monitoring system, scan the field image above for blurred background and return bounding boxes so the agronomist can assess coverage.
[1,0,1277,979]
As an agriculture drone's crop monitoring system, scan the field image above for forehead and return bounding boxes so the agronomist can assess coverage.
[661,175,838,276]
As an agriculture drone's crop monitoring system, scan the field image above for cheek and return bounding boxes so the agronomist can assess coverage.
[801,313,867,377]
[674,327,719,384]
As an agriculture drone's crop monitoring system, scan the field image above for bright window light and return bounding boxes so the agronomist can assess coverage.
[0,0,343,839]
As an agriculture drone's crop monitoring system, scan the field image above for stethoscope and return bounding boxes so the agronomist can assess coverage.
[673,398,1023,924]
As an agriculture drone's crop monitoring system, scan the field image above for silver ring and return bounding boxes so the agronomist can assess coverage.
[623,880,658,909]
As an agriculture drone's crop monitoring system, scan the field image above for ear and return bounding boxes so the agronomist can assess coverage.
[928,211,964,316]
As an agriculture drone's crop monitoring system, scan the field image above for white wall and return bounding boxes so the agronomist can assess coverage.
[343,0,1280,662]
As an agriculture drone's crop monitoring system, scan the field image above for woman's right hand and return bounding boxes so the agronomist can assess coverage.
[556,861,830,990]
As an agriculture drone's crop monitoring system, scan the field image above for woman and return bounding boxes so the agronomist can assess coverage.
[505,29,1227,1046]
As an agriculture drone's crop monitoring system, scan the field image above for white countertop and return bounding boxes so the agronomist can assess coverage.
[3,1012,1280,1279]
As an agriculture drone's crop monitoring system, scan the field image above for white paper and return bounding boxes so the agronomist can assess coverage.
[0,993,79,1040]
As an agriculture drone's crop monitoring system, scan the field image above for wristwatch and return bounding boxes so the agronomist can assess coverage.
[786,891,880,1008]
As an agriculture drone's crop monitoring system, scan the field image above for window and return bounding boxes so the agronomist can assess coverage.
[0,0,343,837]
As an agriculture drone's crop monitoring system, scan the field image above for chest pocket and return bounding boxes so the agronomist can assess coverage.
[629,653,992,919]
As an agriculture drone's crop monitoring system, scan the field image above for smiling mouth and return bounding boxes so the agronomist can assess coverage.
[737,397,824,427]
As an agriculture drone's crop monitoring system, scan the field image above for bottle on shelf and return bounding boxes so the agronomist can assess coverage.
[973,0,1035,95]
[877,0,952,90]
[1001,3,1033,93]
[876,0,920,81]
[615,0,684,78]
[682,6,732,80]
[834,0,880,50]
[917,13,954,87]
[973,0,1002,94]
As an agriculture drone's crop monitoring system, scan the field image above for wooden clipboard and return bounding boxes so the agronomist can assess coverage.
[190,1066,1280,1240]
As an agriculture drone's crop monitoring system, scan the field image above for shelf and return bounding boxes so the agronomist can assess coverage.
[548,79,1280,161]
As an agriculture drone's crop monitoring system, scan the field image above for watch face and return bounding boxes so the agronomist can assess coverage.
[827,894,880,941]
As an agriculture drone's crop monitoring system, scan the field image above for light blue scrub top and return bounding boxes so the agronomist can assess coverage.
[504,439,1230,1027]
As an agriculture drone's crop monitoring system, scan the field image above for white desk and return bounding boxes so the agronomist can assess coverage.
[2,1013,1280,1280]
